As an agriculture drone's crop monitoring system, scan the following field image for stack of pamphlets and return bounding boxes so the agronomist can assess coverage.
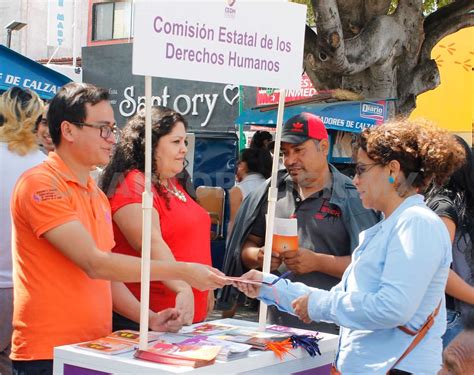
[178,335,251,361]
[266,324,320,337]
[178,322,239,336]
[214,329,290,350]
[178,322,291,350]
[134,341,222,368]
[75,330,162,355]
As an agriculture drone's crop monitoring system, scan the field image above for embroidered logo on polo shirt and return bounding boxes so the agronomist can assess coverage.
[32,189,63,202]
[314,199,341,221]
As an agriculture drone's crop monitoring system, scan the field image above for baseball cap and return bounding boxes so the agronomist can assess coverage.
[270,113,328,147]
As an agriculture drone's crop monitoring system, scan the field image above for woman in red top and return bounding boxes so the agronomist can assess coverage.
[100,107,213,330]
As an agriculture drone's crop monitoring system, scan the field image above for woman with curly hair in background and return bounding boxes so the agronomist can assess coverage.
[234,119,466,374]
[0,87,45,375]
[100,106,213,332]
[426,135,474,347]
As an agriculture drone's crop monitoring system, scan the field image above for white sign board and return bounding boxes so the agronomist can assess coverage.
[47,0,73,48]
[133,0,306,89]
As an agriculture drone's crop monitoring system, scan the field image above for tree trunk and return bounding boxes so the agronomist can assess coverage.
[303,0,473,118]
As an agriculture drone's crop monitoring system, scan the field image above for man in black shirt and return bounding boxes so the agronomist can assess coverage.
[238,113,379,333]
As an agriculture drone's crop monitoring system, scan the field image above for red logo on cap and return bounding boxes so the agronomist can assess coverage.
[291,122,305,132]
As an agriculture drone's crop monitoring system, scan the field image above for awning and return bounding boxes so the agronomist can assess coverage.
[0,45,71,100]
[236,100,388,133]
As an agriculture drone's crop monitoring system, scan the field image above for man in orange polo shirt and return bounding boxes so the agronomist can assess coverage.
[9,82,229,375]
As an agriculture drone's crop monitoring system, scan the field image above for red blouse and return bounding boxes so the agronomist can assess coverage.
[109,169,212,322]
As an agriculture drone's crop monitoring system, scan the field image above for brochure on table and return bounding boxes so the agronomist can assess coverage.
[54,319,338,375]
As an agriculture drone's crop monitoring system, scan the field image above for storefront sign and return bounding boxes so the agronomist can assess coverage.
[117,84,239,127]
[0,73,60,96]
[47,0,73,48]
[256,74,318,105]
[133,0,306,89]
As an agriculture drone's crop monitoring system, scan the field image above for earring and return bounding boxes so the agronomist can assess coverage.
[388,176,395,184]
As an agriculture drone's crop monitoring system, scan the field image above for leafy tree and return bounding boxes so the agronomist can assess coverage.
[298,0,473,116]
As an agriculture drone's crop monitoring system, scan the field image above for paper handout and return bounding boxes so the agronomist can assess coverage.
[271,217,298,253]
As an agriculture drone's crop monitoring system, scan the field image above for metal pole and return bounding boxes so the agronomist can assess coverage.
[6,29,11,48]
[258,89,286,330]
[238,85,246,151]
[72,0,78,68]
[138,75,153,350]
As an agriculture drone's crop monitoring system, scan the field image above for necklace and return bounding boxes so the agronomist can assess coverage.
[163,179,187,202]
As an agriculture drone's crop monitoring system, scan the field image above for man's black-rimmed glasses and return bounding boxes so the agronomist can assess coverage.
[71,122,120,140]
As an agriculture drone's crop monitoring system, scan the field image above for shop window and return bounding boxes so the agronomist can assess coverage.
[92,1,132,41]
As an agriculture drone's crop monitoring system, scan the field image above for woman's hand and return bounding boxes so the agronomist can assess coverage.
[149,308,183,332]
[233,269,263,299]
[206,291,216,317]
[175,287,195,325]
[183,263,231,291]
[292,294,312,324]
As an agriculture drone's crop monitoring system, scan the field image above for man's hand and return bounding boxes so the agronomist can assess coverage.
[282,248,317,274]
[183,264,231,291]
[257,248,283,271]
[149,308,183,332]
[292,294,312,324]
[232,269,263,299]
[175,288,194,325]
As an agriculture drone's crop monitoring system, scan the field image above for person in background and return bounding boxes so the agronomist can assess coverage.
[100,106,214,331]
[234,119,466,373]
[10,83,228,375]
[438,310,474,375]
[34,104,54,154]
[0,87,45,375]
[249,130,272,150]
[228,148,272,233]
[222,147,272,318]
[220,113,379,334]
[426,135,474,347]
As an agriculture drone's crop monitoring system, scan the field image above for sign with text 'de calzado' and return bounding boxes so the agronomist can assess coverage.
[132,0,306,90]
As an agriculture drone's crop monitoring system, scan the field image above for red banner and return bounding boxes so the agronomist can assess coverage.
[256,73,317,105]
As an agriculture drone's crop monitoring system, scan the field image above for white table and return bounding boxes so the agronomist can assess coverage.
[53,319,338,375]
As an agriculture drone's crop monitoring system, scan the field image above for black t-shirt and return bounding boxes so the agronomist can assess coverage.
[427,195,459,310]
[427,195,459,227]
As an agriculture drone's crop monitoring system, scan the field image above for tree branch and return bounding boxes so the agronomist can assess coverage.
[408,60,440,97]
[312,0,348,71]
[397,59,440,114]
[394,0,423,16]
[363,0,392,22]
[310,0,407,75]
[421,2,474,61]
[303,25,342,89]
[333,0,391,37]
[424,0,473,36]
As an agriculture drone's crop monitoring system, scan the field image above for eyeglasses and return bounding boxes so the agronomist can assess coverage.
[355,162,381,176]
[71,122,120,140]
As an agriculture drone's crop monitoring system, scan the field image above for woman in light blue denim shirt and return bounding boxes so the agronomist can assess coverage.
[234,119,466,374]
